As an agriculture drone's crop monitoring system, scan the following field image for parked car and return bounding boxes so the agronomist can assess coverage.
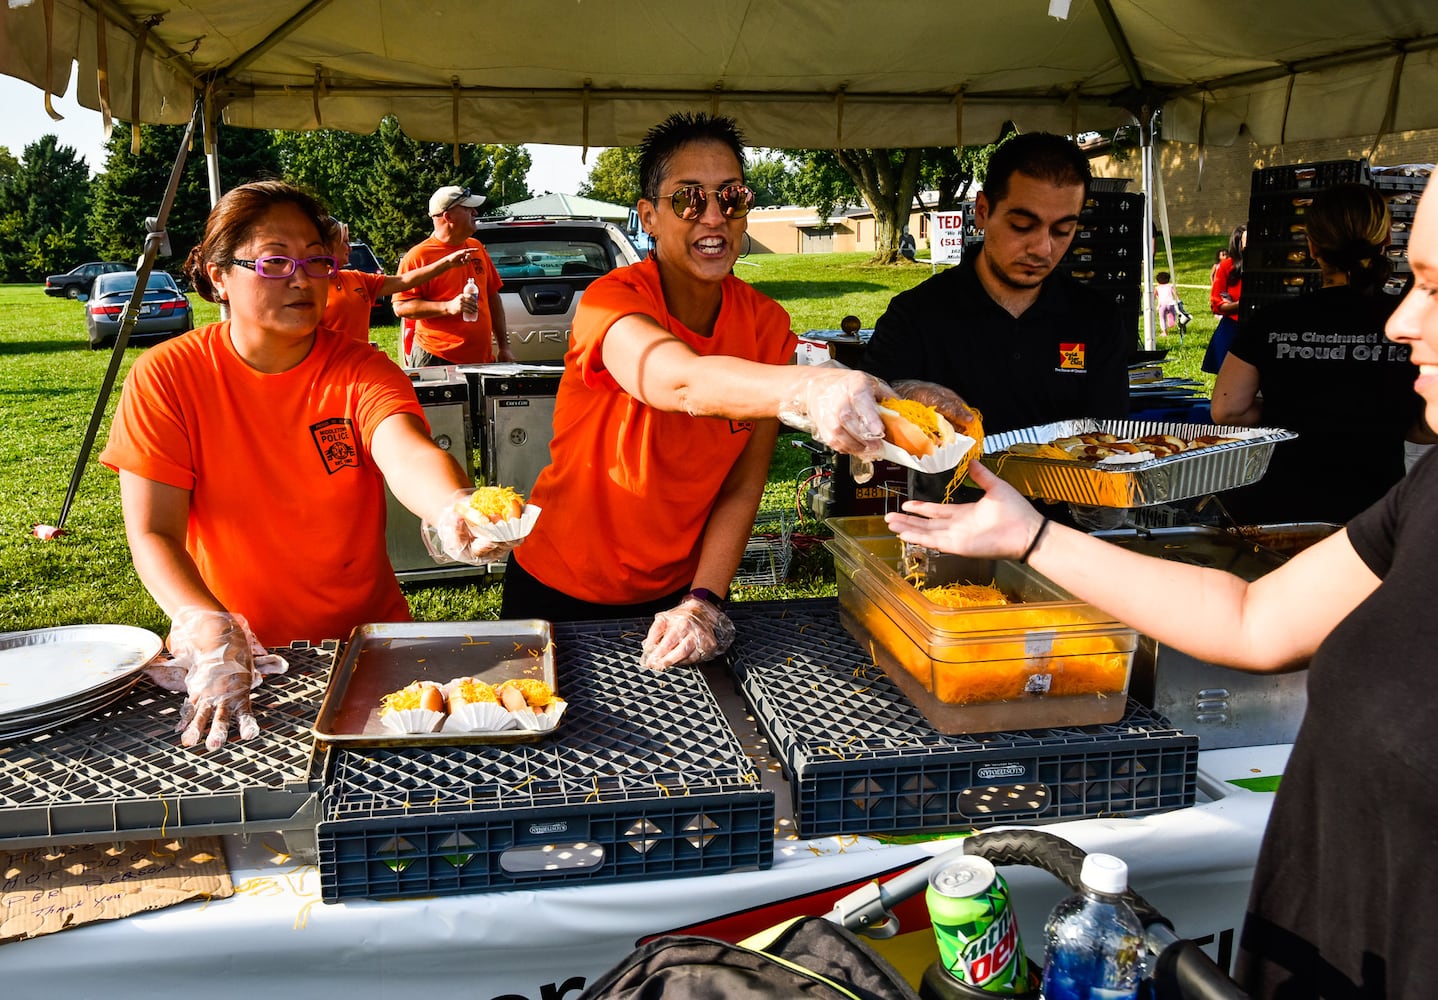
[85,269,194,349]
[45,260,129,299]
[343,241,393,326]
[474,217,643,363]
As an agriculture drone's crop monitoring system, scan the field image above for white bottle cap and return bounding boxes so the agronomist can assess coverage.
[1079,853,1129,894]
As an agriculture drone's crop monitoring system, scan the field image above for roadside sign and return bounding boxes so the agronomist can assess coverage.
[930,210,966,266]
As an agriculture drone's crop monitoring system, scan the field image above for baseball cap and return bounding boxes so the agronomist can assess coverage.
[429,185,486,215]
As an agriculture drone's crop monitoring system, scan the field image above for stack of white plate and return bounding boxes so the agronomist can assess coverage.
[0,624,163,740]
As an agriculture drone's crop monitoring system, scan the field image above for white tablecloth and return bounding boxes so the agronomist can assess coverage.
[3,745,1287,998]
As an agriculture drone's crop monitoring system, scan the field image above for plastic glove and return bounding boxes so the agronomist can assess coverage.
[145,627,287,694]
[778,363,890,460]
[639,596,737,672]
[889,379,981,434]
[422,488,524,565]
[165,608,265,750]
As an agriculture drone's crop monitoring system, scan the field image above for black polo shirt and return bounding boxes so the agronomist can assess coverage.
[861,254,1131,434]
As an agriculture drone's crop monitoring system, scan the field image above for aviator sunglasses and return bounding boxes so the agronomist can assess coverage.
[656,183,756,221]
[231,255,339,279]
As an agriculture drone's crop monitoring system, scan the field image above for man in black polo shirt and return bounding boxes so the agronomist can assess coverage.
[863,132,1130,445]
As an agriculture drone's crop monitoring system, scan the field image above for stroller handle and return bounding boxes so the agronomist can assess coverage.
[828,829,1249,1000]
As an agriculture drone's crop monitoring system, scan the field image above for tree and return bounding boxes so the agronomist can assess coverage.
[274,120,532,263]
[746,153,794,206]
[578,147,641,205]
[785,148,924,264]
[89,123,279,274]
[344,118,531,268]
[0,136,93,280]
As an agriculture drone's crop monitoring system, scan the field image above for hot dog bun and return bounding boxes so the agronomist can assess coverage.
[877,398,955,458]
[467,485,526,524]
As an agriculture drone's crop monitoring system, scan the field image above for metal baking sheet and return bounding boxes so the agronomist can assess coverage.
[0,625,162,716]
[981,419,1297,507]
[312,621,557,746]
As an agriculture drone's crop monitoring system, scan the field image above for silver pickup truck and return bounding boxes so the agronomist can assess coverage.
[474,216,643,363]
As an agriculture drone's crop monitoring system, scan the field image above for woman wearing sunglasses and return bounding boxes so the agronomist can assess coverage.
[500,112,900,671]
[101,180,488,749]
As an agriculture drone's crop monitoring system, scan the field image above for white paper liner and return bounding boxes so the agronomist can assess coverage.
[380,707,445,735]
[461,503,543,544]
[442,700,516,733]
[878,433,978,474]
[439,697,568,734]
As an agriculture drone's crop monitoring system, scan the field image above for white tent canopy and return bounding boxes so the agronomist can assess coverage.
[3,1,1438,152]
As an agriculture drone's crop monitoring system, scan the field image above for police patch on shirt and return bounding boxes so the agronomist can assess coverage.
[310,417,360,474]
[1058,342,1087,372]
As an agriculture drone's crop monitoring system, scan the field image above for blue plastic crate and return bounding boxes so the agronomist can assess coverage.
[726,601,1197,840]
[317,618,773,901]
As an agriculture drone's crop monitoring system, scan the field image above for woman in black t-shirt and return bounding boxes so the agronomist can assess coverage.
[1211,183,1421,524]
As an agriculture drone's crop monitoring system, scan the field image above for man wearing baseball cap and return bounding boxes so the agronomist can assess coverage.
[394,184,514,366]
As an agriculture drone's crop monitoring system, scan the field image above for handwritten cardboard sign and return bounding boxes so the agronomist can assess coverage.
[0,837,232,943]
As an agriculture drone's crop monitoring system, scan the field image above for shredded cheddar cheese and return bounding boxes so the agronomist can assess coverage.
[879,397,942,438]
[449,678,497,706]
[468,485,525,521]
[920,581,1011,609]
[497,677,556,709]
[380,681,435,714]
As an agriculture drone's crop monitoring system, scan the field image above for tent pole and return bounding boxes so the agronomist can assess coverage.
[202,96,228,320]
[50,101,202,532]
[1139,109,1156,352]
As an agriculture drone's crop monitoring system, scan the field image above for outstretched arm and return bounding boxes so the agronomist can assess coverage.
[377,247,472,297]
[885,462,1379,672]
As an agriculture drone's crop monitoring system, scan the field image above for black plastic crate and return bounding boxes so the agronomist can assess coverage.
[1251,243,1315,271]
[1247,216,1310,244]
[317,618,773,901]
[0,643,329,851]
[725,601,1197,840]
[1251,158,1370,193]
[1081,190,1143,218]
[1371,165,1432,193]
[1246,191,1316,224]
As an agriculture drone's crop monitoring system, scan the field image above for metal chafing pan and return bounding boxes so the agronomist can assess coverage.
[981,418,1297,507]
[312,620,556,747]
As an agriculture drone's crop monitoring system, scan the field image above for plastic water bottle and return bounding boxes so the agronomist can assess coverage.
[461,276,479,322]
[1040,854,1144,1000]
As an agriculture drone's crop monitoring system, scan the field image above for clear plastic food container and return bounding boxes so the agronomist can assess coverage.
[825,516,1137,734]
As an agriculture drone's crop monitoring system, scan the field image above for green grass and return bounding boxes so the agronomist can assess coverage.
[0,238,1226,635]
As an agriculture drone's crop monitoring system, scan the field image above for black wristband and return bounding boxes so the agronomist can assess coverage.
[1019,520,1050,564]
[688,587,725,607]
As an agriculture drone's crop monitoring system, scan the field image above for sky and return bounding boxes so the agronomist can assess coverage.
[0,74,601,195]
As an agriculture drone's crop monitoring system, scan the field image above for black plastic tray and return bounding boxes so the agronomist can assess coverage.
[726,600,1197,840]
[0,643,330,851]
[316,617,773,901]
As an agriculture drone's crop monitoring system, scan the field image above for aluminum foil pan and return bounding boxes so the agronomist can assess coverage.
[981,419,1297,507]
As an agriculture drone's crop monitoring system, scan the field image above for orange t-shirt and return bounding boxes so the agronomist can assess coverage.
[100,322,425,646]
[322,269,387,343]
[394,236,503,364]
[514,258,797,605]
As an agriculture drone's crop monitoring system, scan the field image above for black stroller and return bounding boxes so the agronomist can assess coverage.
[578,829,1247,999]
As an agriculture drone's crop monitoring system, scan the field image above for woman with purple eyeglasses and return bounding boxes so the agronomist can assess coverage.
[101,180,488,749]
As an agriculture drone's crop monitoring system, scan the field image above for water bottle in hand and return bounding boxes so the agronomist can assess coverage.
[1040,854,1144,1000]
[462,277,479,322]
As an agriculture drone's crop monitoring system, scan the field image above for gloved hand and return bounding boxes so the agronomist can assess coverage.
[422,488,524,565]
[164,608,268,750]
[778,364,890,460]
[639,595,737,672]
[889,379,981,435]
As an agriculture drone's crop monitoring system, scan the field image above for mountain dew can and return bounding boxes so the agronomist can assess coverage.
[925,856,1030,993]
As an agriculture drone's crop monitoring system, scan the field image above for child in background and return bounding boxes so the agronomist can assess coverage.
[1154,271,1181,335]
